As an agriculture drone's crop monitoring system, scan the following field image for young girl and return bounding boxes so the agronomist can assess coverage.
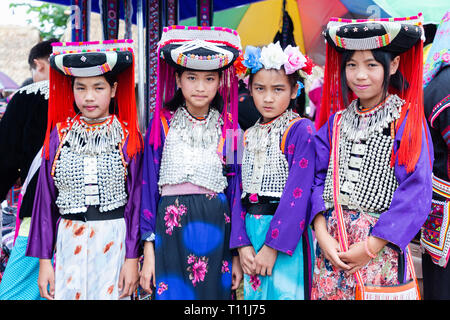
[311,14,433,300]
[231,42,315,300]
[26,40,143,300]
[139,26,243,300]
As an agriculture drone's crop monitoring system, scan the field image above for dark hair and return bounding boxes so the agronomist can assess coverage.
[248,67,303,113]
[28,38,59,69]
[340,49,408,106]
[71,72,118,115]
[165,68,224,113]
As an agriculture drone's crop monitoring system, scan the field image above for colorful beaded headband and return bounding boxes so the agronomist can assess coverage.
[324,13,425,53]
[158,25,241,71]
[50,39,134,77]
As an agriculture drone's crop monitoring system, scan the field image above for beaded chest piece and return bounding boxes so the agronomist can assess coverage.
[241,109,299,198]
[322,94,404,215]
[158,106,227,193]
[53,115,128,214]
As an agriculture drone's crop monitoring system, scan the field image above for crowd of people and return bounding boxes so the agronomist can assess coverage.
[0,10,448,301]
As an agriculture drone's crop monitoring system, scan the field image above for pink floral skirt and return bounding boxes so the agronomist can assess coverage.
[154,193,233,300]
[311,208,412,300]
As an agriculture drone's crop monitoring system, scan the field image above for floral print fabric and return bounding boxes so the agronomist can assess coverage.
[243,213,313,300]
[154,193,233,300]
[54,218,126,300]
[311,208,412,300]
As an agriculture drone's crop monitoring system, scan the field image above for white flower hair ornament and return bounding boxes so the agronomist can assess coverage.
[236,41,314,77]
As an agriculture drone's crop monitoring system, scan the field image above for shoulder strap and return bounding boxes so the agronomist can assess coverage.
[330,112,366,288]
[160,111,170,138]
[281,117,303,153]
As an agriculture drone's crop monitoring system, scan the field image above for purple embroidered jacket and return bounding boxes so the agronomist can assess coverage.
[26,126,143,259]
[311,112,434,252]
[230,118,316,255]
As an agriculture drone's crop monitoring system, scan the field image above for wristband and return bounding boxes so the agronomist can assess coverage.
[364,238,377,259]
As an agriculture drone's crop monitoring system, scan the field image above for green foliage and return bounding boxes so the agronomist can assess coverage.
[9,2,69,40]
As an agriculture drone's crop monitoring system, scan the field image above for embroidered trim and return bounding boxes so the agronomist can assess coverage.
[421,199,450,267]
[429,94,450,129]
[18,80,49,100]
[339,94,403,142]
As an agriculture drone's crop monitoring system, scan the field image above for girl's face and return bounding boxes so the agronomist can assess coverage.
[250,68,298,123]
[176,70,220,115]
[345,50,399,108]
[73,76,117,119]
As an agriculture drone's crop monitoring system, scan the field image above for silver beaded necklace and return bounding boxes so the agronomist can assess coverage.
[322,94,403,216]
[53,115,128,214]
[158,106,228,193]
[242,109,299,198]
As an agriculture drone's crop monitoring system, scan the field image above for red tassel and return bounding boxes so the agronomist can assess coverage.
[316,44,345,130]
[393,41,425,173]
[115,53,143,159]
[44,68,75,159]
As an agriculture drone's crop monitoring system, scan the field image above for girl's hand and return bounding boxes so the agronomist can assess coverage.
[38,259,55,300]
[338,236,387,274]
[337,241,370,274]
[118,258,139,299]
[231,255,243,290]
[316,231,351,271]
[313,214,350,271]
[139,241,156,294]
[254,245,277,276]
[237,246,256,275]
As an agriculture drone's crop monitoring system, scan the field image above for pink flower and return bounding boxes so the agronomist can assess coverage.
[143,208,153,220]
[164,204,186,235]
[249,193,258,203]
[442,52,450,62]
[271,228,279,239]
[249,275,261,291]
[299,220,305,230]
[283,45,306,75]
[434,52,441,61]
[287,250,293,256]
[224,213,230,223]
[287,144,295,155]
[293,187,303,199]
[157,282,168,295]
[221,260,230,273]
[299,158,308,168]
[187,254,196,264]
[191,259,208,286]
[187,255,209,287]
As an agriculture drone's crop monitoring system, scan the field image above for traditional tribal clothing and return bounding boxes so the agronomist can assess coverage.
[142,24,242,300]
[232,110,316,300]
[0,80,49,300]
[312,12,430,300]
[420,11,450,300]
[140,110,243,300]
[26,119,142,299]
[311,105,433,300]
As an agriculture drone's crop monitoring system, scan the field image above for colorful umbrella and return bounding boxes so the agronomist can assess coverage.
[0,71,19,92]
[179,0,449,65]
